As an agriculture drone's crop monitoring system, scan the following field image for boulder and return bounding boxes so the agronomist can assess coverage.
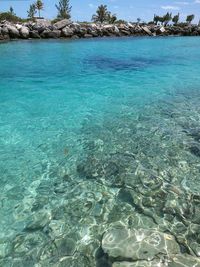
[114,26,120,33]
[41,30,61,38]
[15,24,22,30]
[71,35,79,39]
[0,35,5,41]
[102,227,180,261]
[30,30,41,39]
[70,22,81,33]
[112,256,200,267]
[35,19,51,28]
[7,25,20,38]
[84,34,93,38]
[54,19,71,30]
[160,26,166,33]
[20,26,29,39]
[120,29,131,36]
[1,26,9,35]
[61,26,74,37]
[142,26,153,36]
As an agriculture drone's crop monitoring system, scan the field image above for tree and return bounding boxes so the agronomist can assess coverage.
[186,14,195,25]
[35,0,44,18]
[158,16,165,25]
[27,4,37,19]
[163,12,172,26]
[172,13,179,25]
[153,14,160,25]
[55,0,71,19]
[92,5,110,23]
[9,6,15,16]
[137,18,141,24]
[107,13,117,24]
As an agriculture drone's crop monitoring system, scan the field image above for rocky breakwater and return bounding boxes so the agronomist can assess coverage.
[1,18,200,41]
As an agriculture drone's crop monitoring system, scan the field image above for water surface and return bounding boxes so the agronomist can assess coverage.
[1,37,200,266]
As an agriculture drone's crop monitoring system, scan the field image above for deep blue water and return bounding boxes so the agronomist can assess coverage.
[1,37,200,266]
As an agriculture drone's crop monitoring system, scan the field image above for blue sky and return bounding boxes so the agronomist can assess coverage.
[0,0,200,22]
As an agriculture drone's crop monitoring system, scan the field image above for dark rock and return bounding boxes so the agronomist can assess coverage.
[1,26,9,35]
[41,30,61,39]
[30,30,41,39]
[7,25,20,38]
[84,34,93,38]
[71,35,79,39]
[189,145,200,157]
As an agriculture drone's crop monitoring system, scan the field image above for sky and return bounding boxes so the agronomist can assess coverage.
[0,0,200,22]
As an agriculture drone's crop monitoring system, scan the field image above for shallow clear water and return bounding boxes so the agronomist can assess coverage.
[1,37,200,266]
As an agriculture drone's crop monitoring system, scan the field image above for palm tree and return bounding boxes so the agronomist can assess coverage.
[27,4,37,19]
[137,18,141,24]
[55,0,72,19]
[9,6,15,16]
[163,12,172,26]
[172,13,180,25]
[153,14,160,25]
[186,14,195,25]
[107,13,117,24]
[35,0,44,18]
[92,5,110,23]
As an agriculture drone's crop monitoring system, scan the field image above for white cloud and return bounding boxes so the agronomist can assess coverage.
[161,5,180,10]
[194,0,200,3]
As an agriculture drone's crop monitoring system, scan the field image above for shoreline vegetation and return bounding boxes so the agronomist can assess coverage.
[0,0,200,42]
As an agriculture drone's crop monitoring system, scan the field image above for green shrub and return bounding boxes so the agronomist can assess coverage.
[0,12,26,23]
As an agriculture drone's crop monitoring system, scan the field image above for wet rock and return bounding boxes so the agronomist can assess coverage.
[113,260,165,267]
[168,254,200,267]
[84,34,93,38]
[189,144,200,157]
[54,236,76,256]
[30,30,41,39]
[0,241,12,258]
[41,30,61,38]
[186,128,200,141]
[77,157,104,179]
[13,232,47,258]
[71,34,79,39]
[102,227,180,261]
[24,210,51,231]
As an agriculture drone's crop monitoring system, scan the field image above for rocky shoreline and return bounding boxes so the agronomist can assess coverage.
[1,18,200,41]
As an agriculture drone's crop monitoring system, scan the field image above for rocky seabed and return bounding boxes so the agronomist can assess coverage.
[1,88,200,266]
[1,18,200,41]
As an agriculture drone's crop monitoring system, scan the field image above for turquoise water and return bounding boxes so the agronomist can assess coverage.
[1,37,200,266]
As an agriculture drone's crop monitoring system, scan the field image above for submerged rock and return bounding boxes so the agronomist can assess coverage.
[24,210,51,231]
[102,227,180,261]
